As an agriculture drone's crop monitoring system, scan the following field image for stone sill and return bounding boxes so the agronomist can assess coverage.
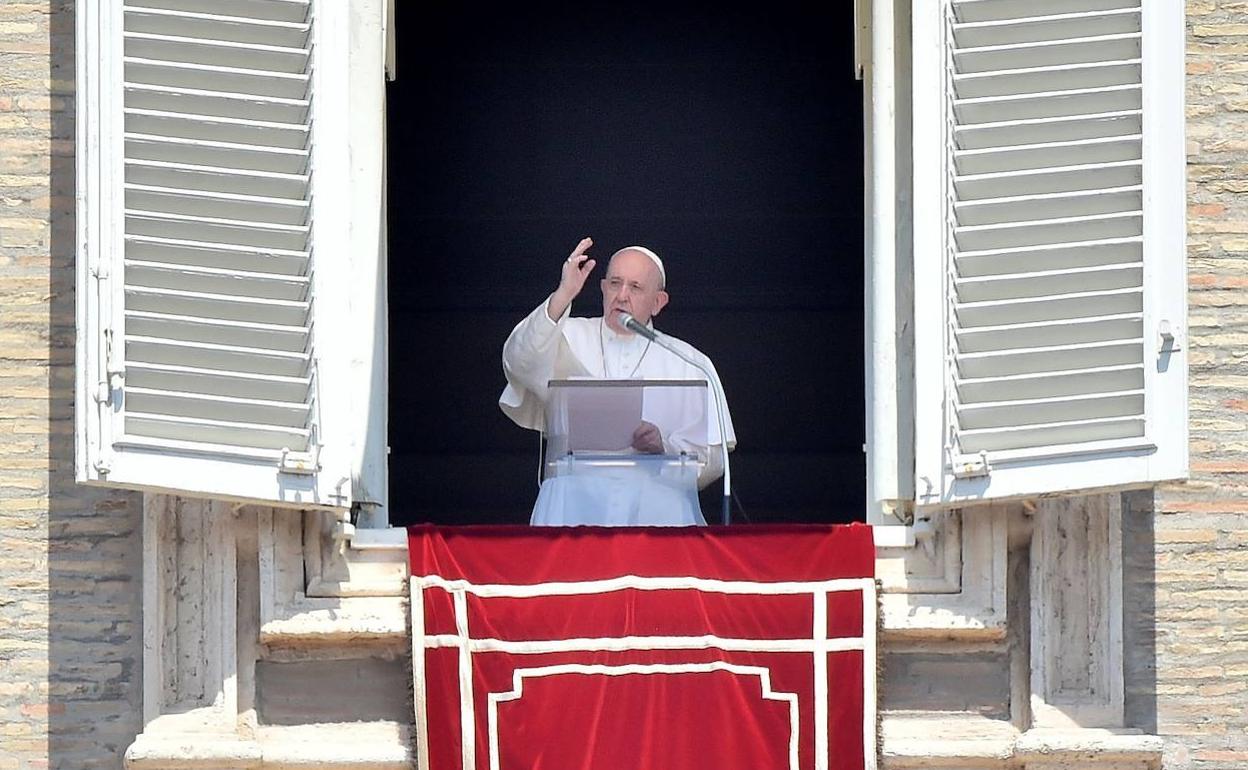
[882,716,1163,769]
[126,722,411,770]
[259,596,408,647]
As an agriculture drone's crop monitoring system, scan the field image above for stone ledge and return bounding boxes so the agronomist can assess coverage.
[259,596,408,648]
[882,716,1163,769]
[125,735,261,770]
[1014,728,1164,765]
[126,722,412,770]
[882,715,1017,767]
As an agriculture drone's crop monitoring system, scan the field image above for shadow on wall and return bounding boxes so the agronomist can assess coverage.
[45,4,146,767]
[1122,489,1158,734]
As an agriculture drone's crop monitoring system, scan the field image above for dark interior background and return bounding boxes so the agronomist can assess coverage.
[386,0,864,525]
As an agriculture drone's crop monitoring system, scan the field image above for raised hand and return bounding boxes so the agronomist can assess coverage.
[547,237,596,321]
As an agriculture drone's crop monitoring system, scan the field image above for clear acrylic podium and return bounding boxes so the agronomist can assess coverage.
[531,379,709,526]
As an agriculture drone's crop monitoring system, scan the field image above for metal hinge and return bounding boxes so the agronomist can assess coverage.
[99,327,125,397]
[951,449,991,480]
[279,444,321,475]
[1159,319,1183,358]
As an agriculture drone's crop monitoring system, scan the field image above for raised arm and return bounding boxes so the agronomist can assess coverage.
[545,237,596,321]
[502,238,597,394]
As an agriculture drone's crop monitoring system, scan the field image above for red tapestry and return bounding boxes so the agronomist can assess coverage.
[408,525,877,770]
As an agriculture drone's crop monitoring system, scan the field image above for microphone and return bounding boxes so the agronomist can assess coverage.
[615,310,733,525]
[617,311,657,341]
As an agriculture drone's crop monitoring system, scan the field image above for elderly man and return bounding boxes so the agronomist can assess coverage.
[500,237,736,526]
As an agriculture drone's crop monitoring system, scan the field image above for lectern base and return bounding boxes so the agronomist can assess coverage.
[530,467,705,526]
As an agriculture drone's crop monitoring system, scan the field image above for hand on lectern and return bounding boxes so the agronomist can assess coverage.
[547,237,596,321]
[631,421,664,454]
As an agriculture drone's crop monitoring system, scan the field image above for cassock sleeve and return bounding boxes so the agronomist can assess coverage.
[499,297,569,431]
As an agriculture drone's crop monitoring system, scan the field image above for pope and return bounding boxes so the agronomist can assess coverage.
[499,237,736,525]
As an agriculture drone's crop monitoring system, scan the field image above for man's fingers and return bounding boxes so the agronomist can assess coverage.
[580,258,596,275]
[569,237,593,260]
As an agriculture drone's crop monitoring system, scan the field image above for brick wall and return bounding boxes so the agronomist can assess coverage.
[0,3,143,770]
[1150,2,1248,769]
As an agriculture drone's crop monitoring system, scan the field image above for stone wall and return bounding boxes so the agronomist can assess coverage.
[1149,2,1248,769]
[0,2,144,769]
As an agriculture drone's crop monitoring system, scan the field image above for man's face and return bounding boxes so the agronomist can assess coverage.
[601,250,669,335]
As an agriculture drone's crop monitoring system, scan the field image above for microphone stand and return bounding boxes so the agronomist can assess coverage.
[619,314,732,525]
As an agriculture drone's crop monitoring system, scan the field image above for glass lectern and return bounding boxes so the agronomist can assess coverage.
[531,379,709,526]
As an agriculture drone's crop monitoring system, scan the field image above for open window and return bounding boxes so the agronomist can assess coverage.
[76,0,387,513]
[76,0,1187,528]
[867,0,1187,521]
[384,0,867,526]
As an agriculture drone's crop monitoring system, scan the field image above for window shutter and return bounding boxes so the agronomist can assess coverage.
[912,0,1186,507]
[77,0,359,508]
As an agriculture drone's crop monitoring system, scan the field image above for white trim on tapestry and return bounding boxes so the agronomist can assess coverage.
[411,574,878,770]
[486,663,801,770]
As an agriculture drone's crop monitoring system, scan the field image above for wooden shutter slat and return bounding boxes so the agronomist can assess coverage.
[955,161,1141,199]
[955,111,1141,150]
[127,0,311,24]
[125,84,308,122]
[955,236,1141,272]
[956,313,1142,352]
[125,211,309,251]
[956,364,1144,402]
[125,286,309,326]
[125,135,308,173]
[125,109,309,148]
[958,415,1144,453]
[955,61,1141,101]
[126,161,309,199]
[955,263,1142,303]
[127,387,310,426]
[125,413,310,449]
[125,8,310,47]
[956,341,1141,380]
[954,212,1141,252]
[125,185,309,225]
[952,10,1139,48]
[955,286,1142,327]
[955,135,1141,175]
[126,362,310,403]
[124,32,309,74]
[125,336,310,376]
[124,58,309,99]
[125,260,309,300]
[958,390,1144,431]
[953,0,1138,24]
[956,35,1140,76]
[955,187,1140,226]
[956,83,1141,123]
[126,312,308,351]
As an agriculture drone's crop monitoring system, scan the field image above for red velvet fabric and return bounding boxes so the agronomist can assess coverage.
[410,525,876,770]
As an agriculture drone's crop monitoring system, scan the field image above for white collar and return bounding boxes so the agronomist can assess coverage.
[600,317,650,346]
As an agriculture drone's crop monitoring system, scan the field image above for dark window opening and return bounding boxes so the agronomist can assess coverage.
[387,0,864,525]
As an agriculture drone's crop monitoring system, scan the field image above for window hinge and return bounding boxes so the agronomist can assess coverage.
[1159,319,1182,357]
[101,327,124,394]
[951,449,991,480]
[279,444,321,475]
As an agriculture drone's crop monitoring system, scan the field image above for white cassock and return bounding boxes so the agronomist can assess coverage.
[500,298,737,526]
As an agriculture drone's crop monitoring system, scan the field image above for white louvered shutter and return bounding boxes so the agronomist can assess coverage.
[911,0,1187,507]
[77,0,359,508]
